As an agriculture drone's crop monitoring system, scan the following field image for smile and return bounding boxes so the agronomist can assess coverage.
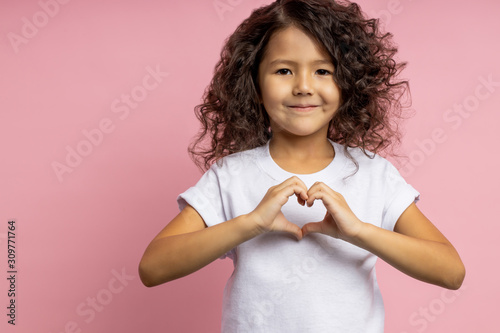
[288,105,319,112]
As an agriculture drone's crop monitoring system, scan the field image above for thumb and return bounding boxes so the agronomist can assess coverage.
[276,212,303,241]
[302,222,324,237]
[284,222,303,241]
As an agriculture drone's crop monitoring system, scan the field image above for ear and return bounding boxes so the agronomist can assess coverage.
[257,90,263,105]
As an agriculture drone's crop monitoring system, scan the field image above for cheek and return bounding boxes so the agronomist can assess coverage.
[325,85,342,106]
[260,80,282,106]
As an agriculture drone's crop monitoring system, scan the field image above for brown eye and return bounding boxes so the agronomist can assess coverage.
[316,69,332,75]
[276,69,292,75]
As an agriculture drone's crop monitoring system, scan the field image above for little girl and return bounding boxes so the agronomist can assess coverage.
[139,1,465,332]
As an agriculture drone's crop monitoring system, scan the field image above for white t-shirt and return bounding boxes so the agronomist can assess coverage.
[178,140,420,333]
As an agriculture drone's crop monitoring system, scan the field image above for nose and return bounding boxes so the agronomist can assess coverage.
[292,72,314,96]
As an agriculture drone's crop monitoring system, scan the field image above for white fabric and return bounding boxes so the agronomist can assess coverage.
[177,140,420,333]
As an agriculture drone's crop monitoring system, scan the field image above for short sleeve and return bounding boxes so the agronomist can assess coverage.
[177,165,227,227]
[381,163,420,231]
[177,165,235,260]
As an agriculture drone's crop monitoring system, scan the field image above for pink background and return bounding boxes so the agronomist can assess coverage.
[1,0,499,332]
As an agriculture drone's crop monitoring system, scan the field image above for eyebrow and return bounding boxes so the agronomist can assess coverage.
[268,59,333,66]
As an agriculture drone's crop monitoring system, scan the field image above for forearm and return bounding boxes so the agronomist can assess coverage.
[139,214,261,287]
[349,223,465,290]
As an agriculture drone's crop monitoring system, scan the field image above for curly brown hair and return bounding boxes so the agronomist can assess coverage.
[189,0,410,172]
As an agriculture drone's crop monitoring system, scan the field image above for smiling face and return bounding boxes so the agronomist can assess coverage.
[258,25,341,140]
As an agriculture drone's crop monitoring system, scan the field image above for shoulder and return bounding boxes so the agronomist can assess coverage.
[335,143,419,202]
[334,143,406,187]
[210,144,266,175]
[333,142,401,178]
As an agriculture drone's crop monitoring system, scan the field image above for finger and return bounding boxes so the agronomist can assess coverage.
[284,221,303,241]
[302,222,324,237]
[277,176,309,201]
[306,189,329,207]
[306,182,323,206]
[279,183,309,205]
[306,182,337,207]
[307,181,337,195]
[276,212,303,240]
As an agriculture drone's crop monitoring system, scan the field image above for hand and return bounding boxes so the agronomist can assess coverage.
[302,182,364,242]
[248,176,309,240]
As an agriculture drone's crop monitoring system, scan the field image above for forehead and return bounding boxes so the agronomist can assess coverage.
[262,25,331,63]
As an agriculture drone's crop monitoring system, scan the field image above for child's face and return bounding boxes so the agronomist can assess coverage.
[258,26,341,139]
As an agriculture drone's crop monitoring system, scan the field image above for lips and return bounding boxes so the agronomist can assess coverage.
[288,104,319,112]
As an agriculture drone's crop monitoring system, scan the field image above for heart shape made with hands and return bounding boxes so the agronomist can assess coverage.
[269,180,363,242]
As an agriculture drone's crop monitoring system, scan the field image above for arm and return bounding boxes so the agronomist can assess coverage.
[351,203,465,290]
[139,176,309,287]
[138,205,261,287]
[302,183,465,290]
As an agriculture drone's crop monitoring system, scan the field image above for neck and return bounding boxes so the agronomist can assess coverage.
[269,129,334,173]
